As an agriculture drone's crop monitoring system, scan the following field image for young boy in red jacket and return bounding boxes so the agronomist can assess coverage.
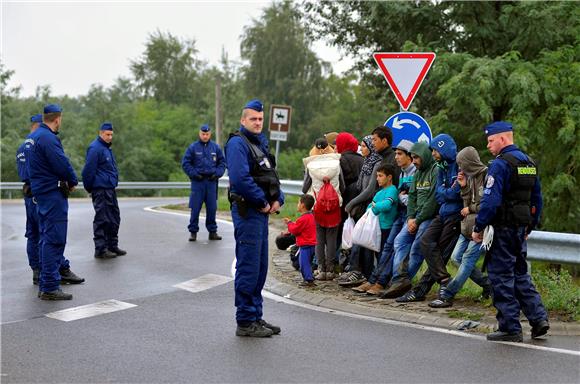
[284,195,317,287]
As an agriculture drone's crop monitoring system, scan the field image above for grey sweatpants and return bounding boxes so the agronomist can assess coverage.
[315,224,339,273]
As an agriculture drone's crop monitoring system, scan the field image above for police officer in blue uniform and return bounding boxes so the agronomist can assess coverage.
[16,114,42,284]
[226,99,284,337]
[27,104,84,300]
[472,121,549,342]
[82,122,126,259]
[181,124,226,241]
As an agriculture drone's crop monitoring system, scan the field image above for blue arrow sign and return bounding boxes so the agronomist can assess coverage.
[384,111,432,148]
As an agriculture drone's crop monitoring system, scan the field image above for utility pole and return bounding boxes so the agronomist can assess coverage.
[215,75,223,146]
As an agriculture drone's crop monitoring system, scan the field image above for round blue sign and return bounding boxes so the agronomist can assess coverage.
[384,111,432,148]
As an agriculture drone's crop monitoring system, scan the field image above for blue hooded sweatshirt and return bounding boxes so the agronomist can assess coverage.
[430,133,463,221]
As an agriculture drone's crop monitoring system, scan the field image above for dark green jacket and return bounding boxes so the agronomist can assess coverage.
[407,142,439,225]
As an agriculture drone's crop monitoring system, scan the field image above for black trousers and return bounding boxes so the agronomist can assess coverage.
[92,188,120,252]
[414,214,461,297]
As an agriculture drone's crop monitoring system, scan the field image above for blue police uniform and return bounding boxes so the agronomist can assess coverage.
[81,122,122,255]
[16,114,43,273]
[474,122,547,335]
[181,125,226,236]
[225,101,284,328]
[27,105,78,293]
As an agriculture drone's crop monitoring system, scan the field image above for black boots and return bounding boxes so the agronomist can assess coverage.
[189,232,197,242]
[209,232,222,241]
[59,269,85,284]
[236,322,273,337]
[95,249,117,259]
[486,331,523,342]
[531,320,550,339]
[39,289,73,301]
[32,269,39,285]
[109,247,127,256]
[258,319,281,335]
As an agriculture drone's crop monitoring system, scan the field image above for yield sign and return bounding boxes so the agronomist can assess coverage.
[373,52,436,111]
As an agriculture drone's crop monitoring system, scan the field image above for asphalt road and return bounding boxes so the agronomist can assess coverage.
[1,198,579,383]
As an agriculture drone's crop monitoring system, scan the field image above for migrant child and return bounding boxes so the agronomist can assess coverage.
[352,164,399,294]
[284,195,317,287]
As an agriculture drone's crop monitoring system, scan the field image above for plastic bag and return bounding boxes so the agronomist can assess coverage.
[351,210,381,252]
[341,216,355,249]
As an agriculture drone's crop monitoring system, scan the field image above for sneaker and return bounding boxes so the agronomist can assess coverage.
[32,269,40,285]
[531,320,549,339]
[299,280,316,287]
[236,322,273,337]
[109,247,127,256]
[189,232,197,242]
[379,279,412,299]
[59,269,85,284]
[486,330,523,342]
[337,271,366,287]
[428,297,453,308]
[366,283,385,296]
[94,249,117,259]
[315,272,327,281]
[336,271,354,283]
[209,232,222,241]
[39,289,73,301]
[258,319,281,335]
[395,290,425,303]
[352,282,373,293]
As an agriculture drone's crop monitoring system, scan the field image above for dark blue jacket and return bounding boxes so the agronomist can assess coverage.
[474,144,543,232]
[81,136,119,192]
[26,124,78,196]
[182,140,226,180]
[16,135,34,183]
[431,134,462,220]
[225,126,285,208]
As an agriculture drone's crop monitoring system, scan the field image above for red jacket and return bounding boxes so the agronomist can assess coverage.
[287,212,317,246]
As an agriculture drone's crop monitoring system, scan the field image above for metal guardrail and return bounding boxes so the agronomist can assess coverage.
[2,180,579,265]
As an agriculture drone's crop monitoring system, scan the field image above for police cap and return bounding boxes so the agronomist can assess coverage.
[30,114,42,123]
[100,122,113,131]
[200,124,210,132]
[43,104,62,114]
[484,121,513,137]
[243,99,263,112]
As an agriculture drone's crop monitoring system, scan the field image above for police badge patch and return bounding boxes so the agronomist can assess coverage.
[486,176,495,188]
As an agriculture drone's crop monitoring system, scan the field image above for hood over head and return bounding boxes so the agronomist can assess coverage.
[456,146,486,176]
[410,142,434,171]
[429,134,457,162]
[335,132,359,154]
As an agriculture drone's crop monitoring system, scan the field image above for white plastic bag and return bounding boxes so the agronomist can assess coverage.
[351,210,381,252]
[341,216,355,249]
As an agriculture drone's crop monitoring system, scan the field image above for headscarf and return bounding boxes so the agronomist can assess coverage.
[357,135,383,190]
[335,132,359,154]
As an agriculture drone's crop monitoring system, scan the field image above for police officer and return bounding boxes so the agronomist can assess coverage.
[472,121,549,342]
[82,122,126,259]
[27,104,84,300]
[226,99,284,337]
[16,114,42,284]
[181,124,226,241]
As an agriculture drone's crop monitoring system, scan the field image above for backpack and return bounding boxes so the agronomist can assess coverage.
[313,177,341,228]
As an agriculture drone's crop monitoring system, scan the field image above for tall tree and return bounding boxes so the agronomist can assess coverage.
[130,30,201,104]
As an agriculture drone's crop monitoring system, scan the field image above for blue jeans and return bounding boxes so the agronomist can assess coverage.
[445,234,486,298]
[368,215,404,286]
[299,245,315,282]
[392,219,432,281]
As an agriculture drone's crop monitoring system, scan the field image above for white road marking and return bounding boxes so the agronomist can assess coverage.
[174,274,233,293]
[150,205,580,357]
[45,299,137,322]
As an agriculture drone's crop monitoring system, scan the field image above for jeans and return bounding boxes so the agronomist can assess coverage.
[391,219,432,282]
[369,215,404,286]
[298,245,315,282]
[445,234,488,298]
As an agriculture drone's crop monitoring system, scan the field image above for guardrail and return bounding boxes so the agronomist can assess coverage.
[2,180,579,265]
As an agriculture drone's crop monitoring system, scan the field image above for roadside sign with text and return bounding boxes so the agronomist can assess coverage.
[373,52,435,111]
[384,111,432,148]
[269,104,292,142]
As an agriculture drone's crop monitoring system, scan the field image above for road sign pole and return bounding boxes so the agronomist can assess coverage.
[275,139,280,169]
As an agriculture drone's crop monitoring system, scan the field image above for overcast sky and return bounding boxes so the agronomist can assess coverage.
[2,1,350,97]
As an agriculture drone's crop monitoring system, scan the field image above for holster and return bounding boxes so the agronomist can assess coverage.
[22,184,33,198]
[228,191,248,218]
[58,181,70,198]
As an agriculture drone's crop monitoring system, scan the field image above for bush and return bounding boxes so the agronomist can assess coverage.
[532,268,580,321]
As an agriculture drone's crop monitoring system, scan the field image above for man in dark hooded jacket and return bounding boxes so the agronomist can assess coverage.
[396,133,463,302]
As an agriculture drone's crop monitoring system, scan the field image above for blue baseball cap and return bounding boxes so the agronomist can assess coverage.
[43,104,62,114]
[100,122,113,131]
[200,124,210,132]
[484,121,513,137]
[243,99,263,112]
[30,114,42,123]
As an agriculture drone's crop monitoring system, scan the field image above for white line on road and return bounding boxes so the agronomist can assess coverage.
[45,299,137,322]
[148,205,580,357]
[174,274,233,293]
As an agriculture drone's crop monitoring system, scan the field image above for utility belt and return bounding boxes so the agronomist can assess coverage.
[58,181,71,198]
[195,174,218,181]
[22,183,33,198]
[228,191,249,218]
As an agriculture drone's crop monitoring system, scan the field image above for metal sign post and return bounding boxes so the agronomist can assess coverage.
[268,104,292,168]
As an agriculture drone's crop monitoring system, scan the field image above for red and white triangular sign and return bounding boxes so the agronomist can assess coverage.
[373,52,436,111]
